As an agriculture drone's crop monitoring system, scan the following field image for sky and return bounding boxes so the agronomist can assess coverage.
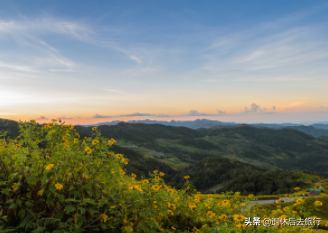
[1,0,328,125]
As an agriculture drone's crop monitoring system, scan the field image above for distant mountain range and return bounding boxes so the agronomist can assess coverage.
[82,119,328,137]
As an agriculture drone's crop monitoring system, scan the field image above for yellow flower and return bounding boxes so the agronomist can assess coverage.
[85,146,92,154]
[168,210,174,216]
[111,138,117,144]
[248,194,254,198]
[143,179,149,184]
[152,185,160,191]
[314,201,323,206]
[283,207,289,212]
[92,127,97,131]
[236,224,245,229]
[131,173,137,178]
[100,213,108,223]
[12,183,17,190]
[45,164,55,170]
[168,203,176,209]
[184,175,190,179]
[221,200,230,207]
[292,211,297,214]
[37,189,44,196]
[154,170,158,174]
[233,214,245,222]
[122,158,128,164]
[171,226,176,230]
[219,214,228,221]
[73,138,79,144]
[92,139,99,145]
[206,211,216,218]
[45,155,51,159]
[55,183,63,190]
[235,192,240,195]
[188,202,197,209]
[129,184,142,192]
[159,172,165,176]
[294,187,301,190]
[110,205,116,208]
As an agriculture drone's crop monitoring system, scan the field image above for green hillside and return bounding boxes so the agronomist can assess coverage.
[1,118,328,191]
[76,122,328,173]
[167,157,320,195]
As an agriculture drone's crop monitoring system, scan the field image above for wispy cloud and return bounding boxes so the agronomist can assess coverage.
[184,110,213,116]
[57,116,74,120]
[200,18,328,83]
[93,110,228,118]
[243,103,276,114]
[0,17,93,41]
[36,115,48,120]
[92,112,169,118]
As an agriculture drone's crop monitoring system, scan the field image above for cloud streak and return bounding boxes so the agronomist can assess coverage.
[244,103,276,114]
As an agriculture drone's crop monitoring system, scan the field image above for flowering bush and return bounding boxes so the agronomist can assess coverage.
[0,120,325,232]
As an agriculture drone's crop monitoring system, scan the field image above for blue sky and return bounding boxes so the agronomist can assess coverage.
[1,0,328,124]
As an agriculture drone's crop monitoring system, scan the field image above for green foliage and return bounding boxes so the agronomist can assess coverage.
[110,144,175,181]
[0,120,124,232]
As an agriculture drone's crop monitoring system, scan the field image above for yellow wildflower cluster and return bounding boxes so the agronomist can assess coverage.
[45,164,54,170]
[314,200,323,207]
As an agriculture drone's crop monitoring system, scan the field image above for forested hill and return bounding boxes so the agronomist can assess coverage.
[75,122,206,143]
[0,118,19,137]
[167,157,320,195]
[1,118,328,174]
[77,122,328,173]
[85,119,328,137]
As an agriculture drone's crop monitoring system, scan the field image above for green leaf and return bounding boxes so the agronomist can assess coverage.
[27,176,37,185]
[5,199,14,204]
[1,188,10,196]
[65,198,78,202]
[46,172,54,179]
[200,227,210,232]
[76,215,86,226]
[73,191,81,199]
[49,185,56,193]
[18,209,25,218]
[25,201,34,207]
[8,203,16,209]
[31,227,46,233]
[16,199,22,207]
[46,197,54,206]
[55,212,63,220]
[65,205,76,213]
[57,194,65,201]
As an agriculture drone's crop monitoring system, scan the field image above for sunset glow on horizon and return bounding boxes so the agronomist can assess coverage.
[1,0,328,125]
